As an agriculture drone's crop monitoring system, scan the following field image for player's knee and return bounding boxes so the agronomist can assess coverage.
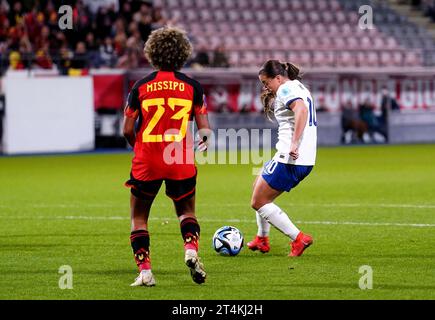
[178,213,196,221]
[131,187,156,201]
[173,197,195,217]
[251,197,264,211]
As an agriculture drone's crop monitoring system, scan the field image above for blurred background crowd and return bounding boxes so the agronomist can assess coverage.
[0,0,229,74]
[2,0,435,74]
[0,0,434,147]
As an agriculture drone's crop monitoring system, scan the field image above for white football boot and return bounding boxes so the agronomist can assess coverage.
[130,269,156,287]
[184,249,206,284]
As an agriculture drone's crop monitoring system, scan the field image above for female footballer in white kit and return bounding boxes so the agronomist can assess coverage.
[247,60,317,257]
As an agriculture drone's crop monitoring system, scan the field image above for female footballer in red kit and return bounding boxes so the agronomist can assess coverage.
[123,26,211,286]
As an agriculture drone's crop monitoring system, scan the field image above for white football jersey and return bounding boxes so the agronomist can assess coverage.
[272,80,317,165]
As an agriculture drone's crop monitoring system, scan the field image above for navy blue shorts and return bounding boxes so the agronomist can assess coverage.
[261,159,313,192]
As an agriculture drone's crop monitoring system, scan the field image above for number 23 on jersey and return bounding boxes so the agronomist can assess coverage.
[142,97,192,143]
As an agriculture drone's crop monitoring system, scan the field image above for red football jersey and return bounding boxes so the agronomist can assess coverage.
[124,71,207,181]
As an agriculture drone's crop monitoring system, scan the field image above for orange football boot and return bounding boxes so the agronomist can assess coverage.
[247,236,270,253]
[289,232,313,257]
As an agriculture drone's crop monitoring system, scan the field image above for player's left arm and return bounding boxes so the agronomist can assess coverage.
[193,90,212,152]
[289,99,308,160]
[123,115,137,148]
[194,106,212,152]
[123,87,140,148]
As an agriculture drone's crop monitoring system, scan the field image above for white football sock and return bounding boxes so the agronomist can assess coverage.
[257,203,300,240]
[256,211,271,237]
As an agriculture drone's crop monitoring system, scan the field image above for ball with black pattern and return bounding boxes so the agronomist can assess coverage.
[212,226,244,256]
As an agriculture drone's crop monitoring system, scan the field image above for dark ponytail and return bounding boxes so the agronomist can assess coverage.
[283,62,301,81]
[258,60,302,120]
[259,60,302,81]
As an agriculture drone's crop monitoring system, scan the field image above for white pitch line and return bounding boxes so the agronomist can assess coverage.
[294,220,435,228]
[0,215,434,228]
[212,203,435,209]
[312,203,435,209]
[1,203,435,209]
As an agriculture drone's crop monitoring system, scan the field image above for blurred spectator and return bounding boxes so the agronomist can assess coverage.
[57,45,73,75]
[34,45,53,69]
[70,41,89,69]
[100,36,117,67]
[315,96,329,112]
[378,88,400,142]
[113,30,127,56]
[116,46,139,69]
[191,45,210,69]
[211,44,230,68]
[0,0,165,72]
[359,99,378,129]
[50,31,68,56]
[45,2,59,32]
[134,2,153,42]
[95,5,116,41]
[77,4,92,30]
[116,33,142,69]
[358,99,387,143]
[120,1,133,24]
[0,42,8,73]
[8,1,24,27]
[0,5,9,43]
[113,17,126,37]
[18,35,33,69]
[380,88,400,114]
[8,50,24,70]
[83,0,119,14]
[7,24,24,51]
[341,100,368,144]
[0,0,9,13]
[422,0,435,21]
[151,6,168,29]
[85,32,102,68]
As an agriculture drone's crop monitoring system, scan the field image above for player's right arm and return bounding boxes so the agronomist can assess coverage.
[277,83,307,160]
[194,94,212,151]
[289,99,308,160]
[123,116,136,148]
[123,87,140,148]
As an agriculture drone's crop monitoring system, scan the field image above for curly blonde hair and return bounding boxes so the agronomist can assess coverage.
[144,26,193,71]
[260,88,276,121]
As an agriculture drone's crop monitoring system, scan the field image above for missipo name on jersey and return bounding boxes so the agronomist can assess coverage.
[146,81,185,93]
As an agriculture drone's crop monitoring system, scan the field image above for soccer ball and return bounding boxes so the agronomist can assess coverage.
[212,226,244,256]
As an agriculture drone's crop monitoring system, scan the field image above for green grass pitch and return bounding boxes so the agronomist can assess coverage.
[0,144,434,300]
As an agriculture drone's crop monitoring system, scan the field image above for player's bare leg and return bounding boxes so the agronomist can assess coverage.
[251,175,283,210]
[174,196,206,284]
[247,175,282,253]
[248,175,273,252]
[251,176,313,257]
[130,191,156,287]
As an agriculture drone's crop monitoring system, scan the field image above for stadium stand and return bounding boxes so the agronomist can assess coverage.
[1,0,435,151]
[0,0,434,72]
[164,0,435,68]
